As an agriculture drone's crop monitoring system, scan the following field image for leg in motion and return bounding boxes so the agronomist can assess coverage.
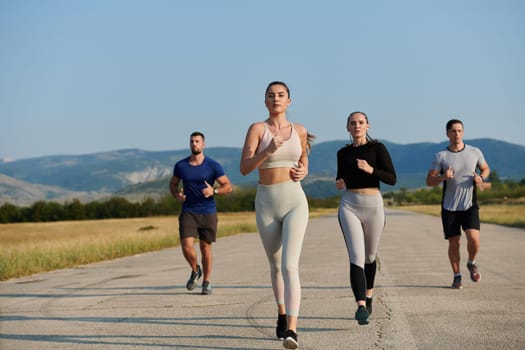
[465,228,481,282]
[182,238,202,290]
[448,236,462,289]
[200,239,213,294]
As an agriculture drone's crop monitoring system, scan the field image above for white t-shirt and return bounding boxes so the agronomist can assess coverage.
[430,144,487,211]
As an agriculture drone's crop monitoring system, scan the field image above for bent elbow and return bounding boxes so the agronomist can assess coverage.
[240,166,251,176]
[222,185,234,194]
[387,174,397,186]
[240,161,256,176]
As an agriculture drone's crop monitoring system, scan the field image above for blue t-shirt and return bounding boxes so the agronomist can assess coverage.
[173,156,226,214]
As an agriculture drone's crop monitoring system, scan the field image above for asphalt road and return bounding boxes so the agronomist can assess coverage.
[1,209,524,349]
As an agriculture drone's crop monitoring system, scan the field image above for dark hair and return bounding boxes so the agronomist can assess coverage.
[347,111,376,143]
[306,132,315,153]
[265,81,314,151]
[347,111,368,124]
[265,81,290,98]
[446,119,463,131]
[190,131,205,141]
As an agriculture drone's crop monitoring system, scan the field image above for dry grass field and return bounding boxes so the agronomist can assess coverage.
[0,214,254,281]
[0,209,335,281]
[398,203,525,228]
[2,205,520,282]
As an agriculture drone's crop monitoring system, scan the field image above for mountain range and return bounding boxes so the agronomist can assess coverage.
[1,139,524,206]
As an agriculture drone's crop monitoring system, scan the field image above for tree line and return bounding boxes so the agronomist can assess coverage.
[1,171,523,224]
[384,171,525,206]
[0,187,339,224]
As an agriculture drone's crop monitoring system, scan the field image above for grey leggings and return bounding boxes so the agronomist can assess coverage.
[255,180,309,316]
[338,191,385,300]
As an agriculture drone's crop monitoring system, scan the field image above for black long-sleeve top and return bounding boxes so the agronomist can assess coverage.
[336,141,397,189]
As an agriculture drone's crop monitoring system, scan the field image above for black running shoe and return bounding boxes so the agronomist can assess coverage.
[201,280,212,295]
[467,262,481,282]
[186,265,202,290]
[451,275,463,289]
[276,314,287,340]
[283,329,298,349]
[366,297,373,315]
[355,305,369,325]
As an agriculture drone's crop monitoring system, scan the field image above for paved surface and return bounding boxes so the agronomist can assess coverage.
[1,209,524,349]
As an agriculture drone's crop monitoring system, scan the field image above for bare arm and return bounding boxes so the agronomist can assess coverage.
[169,175,186,203]
[426,169,443,187]
[290,124,309,181]
[473,162,491,185]
[240,122,281,176]
[169,176,180,197]
[479,162,490,181]
[214,174,233,196]
[426,166,454,187]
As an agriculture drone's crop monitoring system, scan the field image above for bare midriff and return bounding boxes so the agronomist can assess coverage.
[349,187,380,195]
[258,167,294,185]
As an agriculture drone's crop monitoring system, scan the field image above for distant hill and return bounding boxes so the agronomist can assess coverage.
[0,173,110,207]
[1,139,524,205]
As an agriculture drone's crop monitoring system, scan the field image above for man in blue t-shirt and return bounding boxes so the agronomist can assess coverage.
[426,119,490,290]
[169,132,232,295]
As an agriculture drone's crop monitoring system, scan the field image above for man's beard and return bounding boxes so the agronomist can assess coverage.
[191,149,202,155]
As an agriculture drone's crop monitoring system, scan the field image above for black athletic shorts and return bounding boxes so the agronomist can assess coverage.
[179,211,218,243]
[441,205,480,239]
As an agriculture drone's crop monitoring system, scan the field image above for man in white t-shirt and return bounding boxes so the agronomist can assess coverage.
[426,119,490,289]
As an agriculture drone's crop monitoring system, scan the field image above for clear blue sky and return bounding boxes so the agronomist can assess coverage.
[1,0,524,160]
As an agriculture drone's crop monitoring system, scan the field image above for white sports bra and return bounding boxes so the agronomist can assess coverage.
[256,123,302,169]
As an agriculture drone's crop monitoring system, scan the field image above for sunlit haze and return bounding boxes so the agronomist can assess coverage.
[1,0,524,160]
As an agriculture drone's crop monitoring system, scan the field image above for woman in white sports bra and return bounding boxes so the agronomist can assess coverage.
[240,81,313,349]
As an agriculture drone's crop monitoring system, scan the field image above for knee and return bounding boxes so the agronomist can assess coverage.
[365,255,376,265]
[448,237,461,248]
[281,263,299,279]
[270,262,281,275]
[199,240,212,251]
[350,257,365,269]
[266,255,281,275]
[465,229,480,241]
[181,243,193,253]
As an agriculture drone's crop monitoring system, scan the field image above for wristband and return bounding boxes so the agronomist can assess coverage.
[214,188,219,195]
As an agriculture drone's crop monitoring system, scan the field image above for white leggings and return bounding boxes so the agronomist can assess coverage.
[338,191,385,268]
[255,180,309,316]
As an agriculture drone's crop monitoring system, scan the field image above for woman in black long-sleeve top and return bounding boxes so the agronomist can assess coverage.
[335,111,397,325]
